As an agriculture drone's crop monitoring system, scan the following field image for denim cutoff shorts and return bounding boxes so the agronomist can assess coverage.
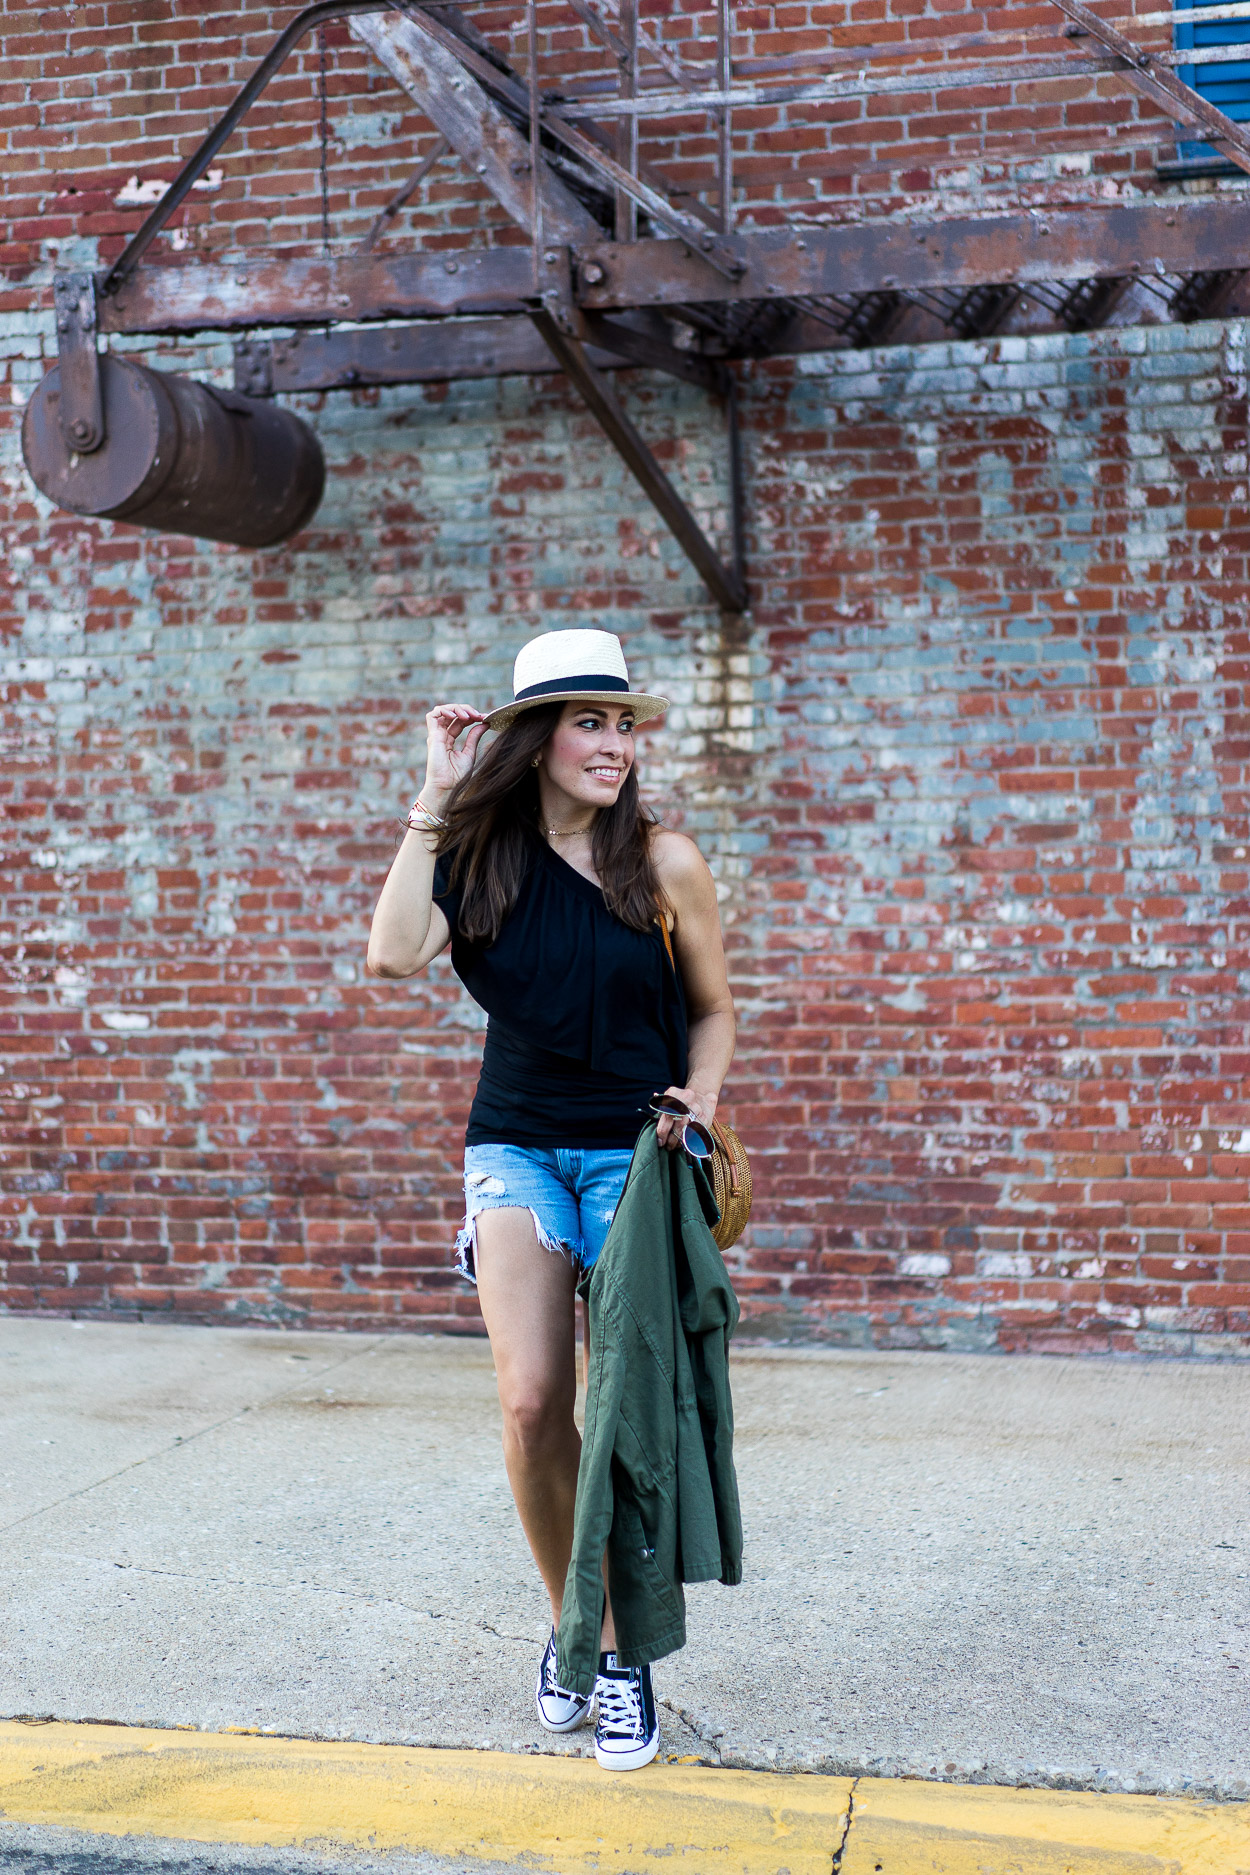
[454,1144,634,1285]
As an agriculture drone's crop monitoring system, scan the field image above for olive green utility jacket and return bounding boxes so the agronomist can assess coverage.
[555,1127,742,1695]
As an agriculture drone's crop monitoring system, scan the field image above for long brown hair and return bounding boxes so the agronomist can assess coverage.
[436,702,666,945]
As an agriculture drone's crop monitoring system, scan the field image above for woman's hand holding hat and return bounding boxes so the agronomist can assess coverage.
[423,703,488,808]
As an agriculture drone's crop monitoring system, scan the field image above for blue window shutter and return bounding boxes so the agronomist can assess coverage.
[1176,0,1250,161]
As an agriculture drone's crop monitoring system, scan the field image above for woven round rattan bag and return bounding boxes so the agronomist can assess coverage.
[708,1120,752,1251]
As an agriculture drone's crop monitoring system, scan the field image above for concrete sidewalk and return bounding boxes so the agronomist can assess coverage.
[0,1318,1245,1803]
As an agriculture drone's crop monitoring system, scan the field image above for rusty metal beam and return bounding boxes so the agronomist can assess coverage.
[350,9,600,244]
[577,311,723,389]
[565,0,703,92]
[573,203,1250,312]
[409,2,713,223]
[98,250,532,332]
[355,135,450,252]
[717,0,733,235]
[1046,0,1250,177]
[615,0,638,244]
[528,309,746,612]
[95,199,1250,338]
[723,365,746,600]
[232,318,634,392]
[550,55,1121,116]
[397,2,742,272]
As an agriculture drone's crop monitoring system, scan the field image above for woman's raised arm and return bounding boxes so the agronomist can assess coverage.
[365,703,487,979]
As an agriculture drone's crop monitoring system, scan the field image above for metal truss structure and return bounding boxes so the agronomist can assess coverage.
[31,0,1250,608]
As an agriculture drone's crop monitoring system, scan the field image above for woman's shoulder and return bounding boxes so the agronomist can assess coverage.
[649,824,714,896]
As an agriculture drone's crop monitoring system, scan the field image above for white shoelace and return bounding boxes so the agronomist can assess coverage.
[597,1673,643,1739]
[544,1642,581,1703]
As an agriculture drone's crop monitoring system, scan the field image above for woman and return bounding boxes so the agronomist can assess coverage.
[366,629,736,1772]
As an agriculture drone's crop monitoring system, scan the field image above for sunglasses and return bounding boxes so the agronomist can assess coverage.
[649,1093,715,1162]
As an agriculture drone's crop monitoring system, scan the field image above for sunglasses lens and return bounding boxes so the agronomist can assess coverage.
[684,1123,714,1160]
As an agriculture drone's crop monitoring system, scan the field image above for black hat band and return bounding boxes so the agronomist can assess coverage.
[513,673,630,701]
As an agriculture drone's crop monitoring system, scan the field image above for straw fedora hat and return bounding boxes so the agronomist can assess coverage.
[484,629,669,731]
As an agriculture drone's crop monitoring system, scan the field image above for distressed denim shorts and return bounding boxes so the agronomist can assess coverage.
[454,1144,634,1285]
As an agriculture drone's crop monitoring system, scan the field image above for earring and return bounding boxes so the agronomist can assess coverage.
[532,756,541,767]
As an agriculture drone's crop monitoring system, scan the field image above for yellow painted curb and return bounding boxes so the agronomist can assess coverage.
[0,1721,1245,1875]
[843,1777,1250,1874]
[0,1721,849,1873]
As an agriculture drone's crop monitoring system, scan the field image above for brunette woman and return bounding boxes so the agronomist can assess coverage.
[366,629,735,1771]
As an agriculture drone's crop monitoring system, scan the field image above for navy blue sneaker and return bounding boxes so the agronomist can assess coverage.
[594,1651,660,1770]
[535,1628,593,1732]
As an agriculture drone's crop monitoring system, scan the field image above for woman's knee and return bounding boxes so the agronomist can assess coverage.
[499,1373,575,1458]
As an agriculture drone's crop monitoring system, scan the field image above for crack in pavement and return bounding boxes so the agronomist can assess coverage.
[475,1620,540,1648]
[0,1341,390,1540]
[657,1697,724,1764]
[831,1777,857,1873]
[22,1557,542,1654]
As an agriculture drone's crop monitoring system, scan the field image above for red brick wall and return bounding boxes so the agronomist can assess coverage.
[1,0,1178,276]
[3,3,1249,1355]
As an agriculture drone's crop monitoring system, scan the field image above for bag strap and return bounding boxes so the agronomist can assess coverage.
[712,1120,741,1194]
[655,899,676,973]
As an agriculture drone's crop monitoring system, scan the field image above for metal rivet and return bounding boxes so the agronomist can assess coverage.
[444,259,459,273]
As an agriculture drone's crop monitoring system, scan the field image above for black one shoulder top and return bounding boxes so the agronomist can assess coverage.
[433,835,688,1149]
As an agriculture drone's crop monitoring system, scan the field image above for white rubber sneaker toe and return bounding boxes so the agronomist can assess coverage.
[593,1653,660,1770]
[535,1628,593,1733]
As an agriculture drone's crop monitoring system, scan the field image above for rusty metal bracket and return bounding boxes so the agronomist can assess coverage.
[578,310,723,391]
[535,244,581,333]
[233,336,275,397]
[53,272,104,454]
[530,255,746,612]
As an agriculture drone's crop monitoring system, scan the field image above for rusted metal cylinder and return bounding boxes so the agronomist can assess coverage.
[22,354,324,548]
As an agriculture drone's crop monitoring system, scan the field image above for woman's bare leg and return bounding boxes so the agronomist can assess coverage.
[475,1209,617,1649]
[475,1208,582,1628]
